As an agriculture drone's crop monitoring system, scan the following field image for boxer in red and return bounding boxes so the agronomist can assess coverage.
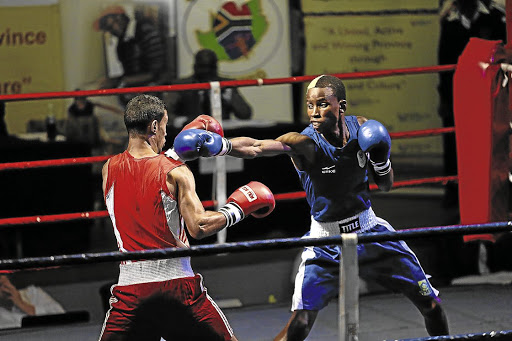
[99,94,275,341]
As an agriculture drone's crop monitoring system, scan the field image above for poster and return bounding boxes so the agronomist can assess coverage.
[0,4,64,134]
[176,0,293,122]
[302,1,442,156]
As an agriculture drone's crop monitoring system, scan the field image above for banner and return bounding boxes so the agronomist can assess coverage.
[302,0,438,13]
[302,1,442,156]
[176,0,292,122]
[0,4,64,134]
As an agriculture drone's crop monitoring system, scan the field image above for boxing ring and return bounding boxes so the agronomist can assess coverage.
[0,40,511,340]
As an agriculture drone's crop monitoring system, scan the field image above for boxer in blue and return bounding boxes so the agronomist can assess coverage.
[171,75,449,340]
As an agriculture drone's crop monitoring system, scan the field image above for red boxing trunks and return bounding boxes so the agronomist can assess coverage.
[99,274,233,341]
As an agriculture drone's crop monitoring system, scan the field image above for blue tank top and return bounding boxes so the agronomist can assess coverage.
[297,115,371,222]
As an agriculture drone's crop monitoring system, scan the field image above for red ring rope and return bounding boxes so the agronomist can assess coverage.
[0,176,457,227]
[0,64,460,227]
[0,127,455,171]
[0,65,456,102]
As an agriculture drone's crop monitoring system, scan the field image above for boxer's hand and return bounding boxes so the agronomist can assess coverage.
[181,114,224,137]
[358,120,392,176]
[358,120,391,163]
[165,115,225,161]
[173,129,231,161]
[219,182,276,227]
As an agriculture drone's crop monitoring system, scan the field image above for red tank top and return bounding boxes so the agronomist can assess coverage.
[104,151,189,253]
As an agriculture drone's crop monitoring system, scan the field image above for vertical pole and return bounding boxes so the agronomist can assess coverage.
[506,0,512,48]
[506,0,512,112]
[339,233,359,341]
[210,81,227,244]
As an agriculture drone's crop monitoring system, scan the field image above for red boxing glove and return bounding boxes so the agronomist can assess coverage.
[219,181,275,227]
[181,114,224,137]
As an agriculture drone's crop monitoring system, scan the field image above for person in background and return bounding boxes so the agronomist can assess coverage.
[171,75,450,340]
[165,49,252,131]
[0,275,65,329]
[0,101,7,138]
[65,93,123,148]
[437,0,506,207]
[93,5,166,106]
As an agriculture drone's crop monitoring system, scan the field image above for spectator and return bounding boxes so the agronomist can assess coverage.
[437,0,506,207]
[165,49,252,130]
[0,101,8,138]
[0,275,65,329]
[93,5,166,105]
[65,93,123,149]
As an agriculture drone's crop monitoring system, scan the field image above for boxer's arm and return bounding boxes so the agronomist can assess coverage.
[369,164,394,192]
[101,159,110,198]
[228,133,313,159]
[171,165,275,239]
[170,165,228,239]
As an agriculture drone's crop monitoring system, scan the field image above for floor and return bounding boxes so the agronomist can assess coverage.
[0,281,510,341]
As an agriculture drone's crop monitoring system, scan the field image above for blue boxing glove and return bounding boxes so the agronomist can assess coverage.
[171,129,232,161]
[358,120,392,176]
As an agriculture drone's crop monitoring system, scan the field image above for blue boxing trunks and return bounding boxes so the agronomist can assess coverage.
[291,208,440,311]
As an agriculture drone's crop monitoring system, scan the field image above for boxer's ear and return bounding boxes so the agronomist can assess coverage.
[339,100,347,113]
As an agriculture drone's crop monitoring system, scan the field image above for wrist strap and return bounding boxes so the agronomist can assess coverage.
[164,148,183,162]
[369,159,391,176]
[216,138,232,156]
[219,202,244,228]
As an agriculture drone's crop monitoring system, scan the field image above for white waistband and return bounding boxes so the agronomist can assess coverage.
[117,257,195,286]
[310,207,377,238]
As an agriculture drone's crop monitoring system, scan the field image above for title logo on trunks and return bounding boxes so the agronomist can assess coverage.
[357,150,367,168]
[321,165,336,174]
[418,279,432,296]
[339,220,360,233]
[239,185,257,202]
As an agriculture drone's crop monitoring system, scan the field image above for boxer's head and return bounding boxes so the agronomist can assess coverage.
[307,75,346,101]
[125,94,168,152]
[306,75,347,135]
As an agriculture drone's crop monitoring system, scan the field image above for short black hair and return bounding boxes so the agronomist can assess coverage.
[124,94,166,134]
[307,75,346,100]
[194,49,218,67]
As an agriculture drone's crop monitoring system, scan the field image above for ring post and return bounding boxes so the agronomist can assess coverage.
[339,233,359,341]
[210,81,227,244]
[453,38,511,241]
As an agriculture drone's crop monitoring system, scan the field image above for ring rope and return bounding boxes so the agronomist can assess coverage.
[0,65,456,102]
[0,222,509,271]
[0,176,458,227]
[398,329,512,341]
[0,155,110,171]
[0,127,455,171]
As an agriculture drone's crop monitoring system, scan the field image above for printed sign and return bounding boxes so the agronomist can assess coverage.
[302,1,442,156]
[176,0,293,122]
[0,4,64,134]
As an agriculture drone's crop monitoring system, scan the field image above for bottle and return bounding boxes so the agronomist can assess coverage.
[46,103,57,141]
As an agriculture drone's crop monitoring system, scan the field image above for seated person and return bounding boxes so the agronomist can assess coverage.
[65,94,123,148]
[0,275,65,329]
[165,49,252,130]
